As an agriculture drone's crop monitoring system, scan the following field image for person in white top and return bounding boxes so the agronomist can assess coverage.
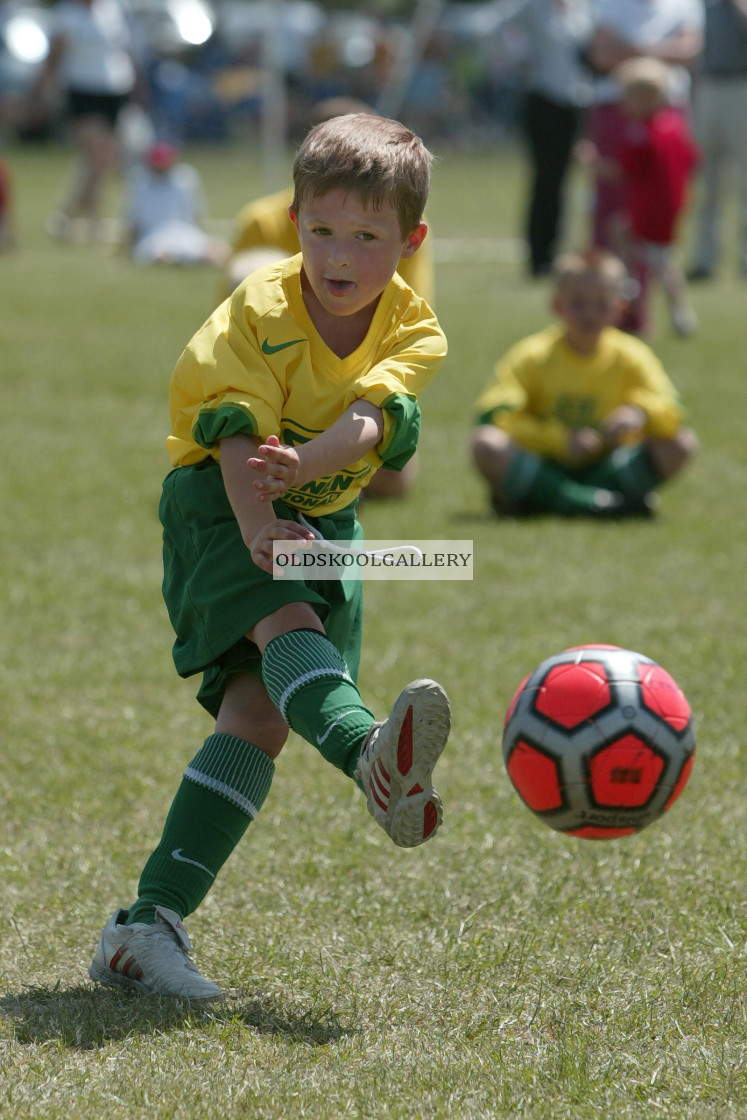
[123,141,227,266]
[27,0,141,241]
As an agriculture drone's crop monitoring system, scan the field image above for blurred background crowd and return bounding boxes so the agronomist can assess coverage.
[2,0,746,325]
[0,0,530,148]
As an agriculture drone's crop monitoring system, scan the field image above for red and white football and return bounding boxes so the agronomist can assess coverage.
[502,645,695,839]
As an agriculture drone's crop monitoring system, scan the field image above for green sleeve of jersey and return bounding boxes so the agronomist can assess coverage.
[378,393,421,471]
[193,402,259,449]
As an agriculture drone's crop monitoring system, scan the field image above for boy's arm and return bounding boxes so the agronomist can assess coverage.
[220,433,313,573]
[624,348,687,439]
[587,25,702,73]
[500,413,575,460]
[296,399,384,486]
[475,350,573,461]
[248,400,385,500]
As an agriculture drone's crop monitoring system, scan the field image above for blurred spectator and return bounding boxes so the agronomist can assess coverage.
[25,0,143,242]
[500,0,594,277]
[688,0,747,280]
[471,250,697,518]
[122,140,227,265]
[392,31,462,144]
[595,58,700,335]
[0,155,16,251]
[147,56,228,144]
[584,0,704,273]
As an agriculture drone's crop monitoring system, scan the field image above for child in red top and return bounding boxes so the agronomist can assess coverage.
[0,157,16,252]
[614,57,700,336]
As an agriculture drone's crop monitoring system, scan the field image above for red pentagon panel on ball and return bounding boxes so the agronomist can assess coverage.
[535,662,611,728]
[638,664,692,731]
[588,735,664,807]
[506,741,563,812]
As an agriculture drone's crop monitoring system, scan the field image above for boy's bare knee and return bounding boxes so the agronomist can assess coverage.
[246,710,289,757]
[216,671,289,758]
[647,426,698,479]
[249,601,324,652]
[217,709,288,759]
[676,426,699,463]
[471,425,514,483]
[364,455,418,500]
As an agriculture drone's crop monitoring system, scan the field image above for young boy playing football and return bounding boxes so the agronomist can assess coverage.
[89,114,451,999]
[219,98,435,502]
[471,250,697,517]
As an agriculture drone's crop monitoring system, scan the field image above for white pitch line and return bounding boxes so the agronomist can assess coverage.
[432,237,524,263]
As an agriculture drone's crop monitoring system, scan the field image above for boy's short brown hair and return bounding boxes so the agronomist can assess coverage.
[292,113,432,238]
[553,249,630,295]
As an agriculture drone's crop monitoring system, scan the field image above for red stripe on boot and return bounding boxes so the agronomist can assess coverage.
[397,706,414,774]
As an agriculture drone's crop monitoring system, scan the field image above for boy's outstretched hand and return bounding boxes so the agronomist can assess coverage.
[250,519,314,574]
[602,405,646,446]
[247,434,301,501]
[568,427,604,461]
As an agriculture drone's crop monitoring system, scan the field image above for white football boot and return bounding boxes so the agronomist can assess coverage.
[355,679,451,847]
[89,906,221,1000]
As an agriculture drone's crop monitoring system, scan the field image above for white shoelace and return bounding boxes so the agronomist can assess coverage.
[296,513,424,564]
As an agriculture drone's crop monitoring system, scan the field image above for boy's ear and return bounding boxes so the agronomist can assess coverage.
[400,221,427,258]
[288,205,298,231]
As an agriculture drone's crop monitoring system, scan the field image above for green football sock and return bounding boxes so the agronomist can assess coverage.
[585,444,660,498]
[126,733,274,924]
[261,629,374,779]
[501,448,610,516]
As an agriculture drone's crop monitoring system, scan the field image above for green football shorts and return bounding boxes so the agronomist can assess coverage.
[159,458,364,718]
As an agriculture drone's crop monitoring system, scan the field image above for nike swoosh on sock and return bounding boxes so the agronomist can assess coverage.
[316,709,365,747]
[171,848,215,878]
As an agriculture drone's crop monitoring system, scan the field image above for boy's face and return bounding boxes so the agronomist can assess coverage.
[622,84,661,120]
[553,276,624,351]
[289,189,425,319]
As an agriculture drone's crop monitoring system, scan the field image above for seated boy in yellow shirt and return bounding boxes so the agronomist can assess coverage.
[471,250,697,517]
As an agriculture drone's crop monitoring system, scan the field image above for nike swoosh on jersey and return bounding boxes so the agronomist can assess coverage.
[261,337,306,355]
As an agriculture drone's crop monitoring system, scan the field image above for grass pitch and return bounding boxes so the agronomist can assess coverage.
[1,140,747,1119]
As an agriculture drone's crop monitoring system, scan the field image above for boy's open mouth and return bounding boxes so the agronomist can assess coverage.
[325,278,356,296]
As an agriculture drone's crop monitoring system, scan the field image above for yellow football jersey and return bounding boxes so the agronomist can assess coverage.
[476,325,685,466]
[227,187,435,305]
[168,253,446,515]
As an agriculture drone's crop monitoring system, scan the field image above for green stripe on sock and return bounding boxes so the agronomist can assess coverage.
[262,629,354,721]
[262,629,374,778]
[185,732,275,818]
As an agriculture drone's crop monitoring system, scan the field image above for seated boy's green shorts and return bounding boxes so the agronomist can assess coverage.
[159,458,364,719]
